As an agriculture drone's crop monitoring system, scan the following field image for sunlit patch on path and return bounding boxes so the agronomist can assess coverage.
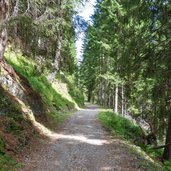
[56,134,110,145]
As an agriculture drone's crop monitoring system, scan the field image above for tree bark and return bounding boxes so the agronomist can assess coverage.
[163,113,171,160]
[53,30,62,71]
[115,84,118,113]
[0,0,9,60]
[88,90,91,102]
[121,85,124,115]
[0,29,7,60]
[53,0,63,71]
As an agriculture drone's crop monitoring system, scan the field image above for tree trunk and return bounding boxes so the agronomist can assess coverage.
[88,90,91,102]
[113,88,115,111]
[0,0,9,59]
[115,84,118,113]
[53,30,62,71]
[163,113,171,160]
[48,0,63,82]
[124,96,127,115]
[12,0,19,17]
[102,79,105,106]
[0,29,7,60]
[121,85,124,115]
[108,88,111,108]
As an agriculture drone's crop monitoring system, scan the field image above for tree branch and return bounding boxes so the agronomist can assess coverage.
[152,143,171,150]
[12,0,20,17]
[23,0,30,15]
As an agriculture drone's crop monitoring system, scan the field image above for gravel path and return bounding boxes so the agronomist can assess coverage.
[20,104,152,171]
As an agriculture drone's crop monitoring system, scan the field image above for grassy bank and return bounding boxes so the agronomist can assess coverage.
[5,50,75,111]
[0,90,33,170]
[0,49,84,170]
[99,111,165,170]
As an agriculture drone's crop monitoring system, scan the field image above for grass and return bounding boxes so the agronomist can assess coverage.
[5,50,75,111]
[99,111,164,170]
[99,111,142,141]
[66,75,84,107]
[0,136,20,171]
[0,95,25,171]
[0,153,21,171]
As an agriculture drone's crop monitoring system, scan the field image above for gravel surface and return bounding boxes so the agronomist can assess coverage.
[20,104,152,171]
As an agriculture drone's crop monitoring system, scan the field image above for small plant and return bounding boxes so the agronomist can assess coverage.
[0,153,21,171]
[0,137,5,154]
[163,161,171,171]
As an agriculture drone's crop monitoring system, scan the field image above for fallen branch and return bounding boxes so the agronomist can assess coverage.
[152,143,171,149]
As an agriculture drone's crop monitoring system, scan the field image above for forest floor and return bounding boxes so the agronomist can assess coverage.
[19,104,158,171]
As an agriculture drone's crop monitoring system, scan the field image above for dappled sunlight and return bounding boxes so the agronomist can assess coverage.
[100,166,114,171]
[32,117,110,145]
[56,134,110,145]
[32,119,111,145]
[21,106,111,146]
[77,109,101,113]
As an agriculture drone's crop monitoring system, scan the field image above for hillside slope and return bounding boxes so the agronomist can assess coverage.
[0,50,84,170]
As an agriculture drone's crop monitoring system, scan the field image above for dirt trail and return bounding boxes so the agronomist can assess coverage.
[20,104,152,171]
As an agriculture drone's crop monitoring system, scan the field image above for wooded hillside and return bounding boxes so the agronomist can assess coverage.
[0,0,84,169]
[80,0,171,162]
[0,0,171,170]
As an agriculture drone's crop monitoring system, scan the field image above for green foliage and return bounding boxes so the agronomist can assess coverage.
[163,161,171,171]
[0,90,21,116]
[99,111,142,141]
[0,153,21,171]
[80,0,171,160]
[6,0,81,74]
[27,75,75,110]
[47,111,72,126]
[0,137,5,154]
[0,100,23,170]
[4,118,23,135]
[145,146,163,159]
[99,111,165,170]
[66,75,84,106]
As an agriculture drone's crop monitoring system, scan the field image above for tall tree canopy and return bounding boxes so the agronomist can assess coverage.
[0,0,85,75]
[80,0,171,160]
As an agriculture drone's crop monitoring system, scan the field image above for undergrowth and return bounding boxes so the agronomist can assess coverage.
[0,90,29,170]
[0,153,21,171]
[0,136,21,170]
[99,111,142,141]
[99,111,166,170]
[66,75,84,107]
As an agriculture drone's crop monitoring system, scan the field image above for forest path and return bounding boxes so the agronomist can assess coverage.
[20,104,148,171]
